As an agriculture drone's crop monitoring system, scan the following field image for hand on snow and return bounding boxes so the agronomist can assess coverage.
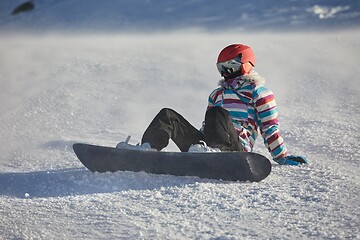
[278,155,308,166]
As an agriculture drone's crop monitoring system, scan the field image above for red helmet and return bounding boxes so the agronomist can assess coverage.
[216,44,256,77]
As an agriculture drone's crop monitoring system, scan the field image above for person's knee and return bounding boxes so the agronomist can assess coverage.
[206,106,229,119]
[159,108,174,116]
[158,108,182,120]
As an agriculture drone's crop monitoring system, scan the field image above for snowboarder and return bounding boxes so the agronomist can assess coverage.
[117,44,307,165]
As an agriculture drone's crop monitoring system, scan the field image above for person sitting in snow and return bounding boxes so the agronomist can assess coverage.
[117,44,307,165]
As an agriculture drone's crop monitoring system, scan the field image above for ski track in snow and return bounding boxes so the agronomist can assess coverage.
[0,12,360,240]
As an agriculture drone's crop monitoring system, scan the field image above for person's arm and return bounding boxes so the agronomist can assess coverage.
[253,86,288,162]
[253,86,308,165]
[207,88,221,110]
[201,89,218,132]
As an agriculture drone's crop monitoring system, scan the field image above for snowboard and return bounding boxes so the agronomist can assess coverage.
[73,143,272,182]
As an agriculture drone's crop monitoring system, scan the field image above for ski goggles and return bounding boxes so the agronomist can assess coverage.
[216,55,242,76]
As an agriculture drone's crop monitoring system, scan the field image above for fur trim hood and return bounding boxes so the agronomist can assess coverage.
[218,71,266,89]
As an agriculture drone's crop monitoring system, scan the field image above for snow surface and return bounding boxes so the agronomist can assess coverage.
[0,1,360,239]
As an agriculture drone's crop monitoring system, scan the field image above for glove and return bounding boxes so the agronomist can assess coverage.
[277,155,308,166]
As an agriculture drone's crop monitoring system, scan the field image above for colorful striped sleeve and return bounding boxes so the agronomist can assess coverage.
[253,86,288,161]
[207,88,221,110]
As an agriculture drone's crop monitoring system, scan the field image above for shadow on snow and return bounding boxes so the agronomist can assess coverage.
[0,167,211,199]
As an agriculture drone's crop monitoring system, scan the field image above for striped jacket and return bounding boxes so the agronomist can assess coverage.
[207,72,288,162]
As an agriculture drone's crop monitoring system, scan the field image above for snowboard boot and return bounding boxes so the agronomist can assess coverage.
[116,136,156,151]
[188,141,221,153]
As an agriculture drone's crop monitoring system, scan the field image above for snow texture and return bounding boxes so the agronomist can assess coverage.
[0,0,359,239]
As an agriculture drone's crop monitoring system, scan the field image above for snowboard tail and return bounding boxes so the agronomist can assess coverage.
[73,143,271,182]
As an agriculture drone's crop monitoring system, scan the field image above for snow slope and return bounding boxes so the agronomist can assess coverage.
[1,0,360,32]
[0,1,360,239]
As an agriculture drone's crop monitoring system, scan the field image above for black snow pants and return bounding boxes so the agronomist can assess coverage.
[141,107,245,152]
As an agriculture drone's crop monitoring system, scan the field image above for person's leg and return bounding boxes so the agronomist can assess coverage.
[203,106,245,151]
[141,108,204,152]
